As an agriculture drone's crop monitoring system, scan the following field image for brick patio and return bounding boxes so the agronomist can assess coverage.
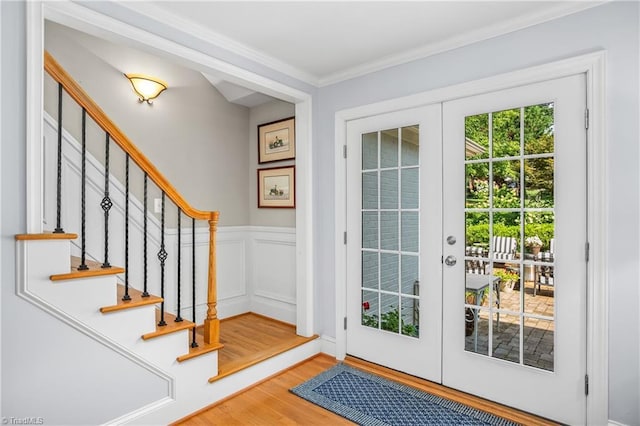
[465,278,555,371]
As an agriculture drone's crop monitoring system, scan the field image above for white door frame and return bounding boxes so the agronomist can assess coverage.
[25,1,314,337]
[334,51,607,424]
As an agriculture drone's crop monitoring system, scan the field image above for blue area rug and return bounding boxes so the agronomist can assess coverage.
[290,364,518,426]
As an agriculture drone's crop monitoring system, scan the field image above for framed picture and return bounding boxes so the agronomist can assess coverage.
[258,117,295,164]
[257,166,295,208]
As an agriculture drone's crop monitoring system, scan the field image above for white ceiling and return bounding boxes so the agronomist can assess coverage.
[127,1,602,86]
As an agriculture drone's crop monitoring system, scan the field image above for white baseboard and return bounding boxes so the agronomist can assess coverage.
[320,335,336,357]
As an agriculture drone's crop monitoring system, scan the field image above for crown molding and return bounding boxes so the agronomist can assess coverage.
[116,1,321,87]
[318,1,606,86]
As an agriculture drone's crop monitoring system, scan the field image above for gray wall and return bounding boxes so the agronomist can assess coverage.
[314,2,639,424]
[1,3,169,424]
[2,1,638,425]
[249,100,296,226]
[44,21,250,226]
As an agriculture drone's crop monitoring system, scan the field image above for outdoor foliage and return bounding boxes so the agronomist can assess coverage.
[465,103,555,234]
[362,308,418,338]
[465,223,554,251]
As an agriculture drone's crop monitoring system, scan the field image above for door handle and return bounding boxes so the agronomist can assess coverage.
[444,255,457,266]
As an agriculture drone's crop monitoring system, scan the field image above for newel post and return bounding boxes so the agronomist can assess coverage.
[204,211,220,345]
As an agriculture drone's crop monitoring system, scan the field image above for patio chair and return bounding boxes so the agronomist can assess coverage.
[465,246,487,274]
[534,239,555,296]
[492,236,517,260]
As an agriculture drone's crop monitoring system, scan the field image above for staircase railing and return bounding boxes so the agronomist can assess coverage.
[44,51,220,346]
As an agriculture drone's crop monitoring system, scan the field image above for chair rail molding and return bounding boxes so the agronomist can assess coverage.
[334,51,607,425]
[26,0,314,337]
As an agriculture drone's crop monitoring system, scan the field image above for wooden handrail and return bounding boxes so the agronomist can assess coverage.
[44,51,216,222]
[45,51,220,345]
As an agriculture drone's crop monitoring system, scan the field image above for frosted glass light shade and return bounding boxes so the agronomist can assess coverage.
[125,74,168,104]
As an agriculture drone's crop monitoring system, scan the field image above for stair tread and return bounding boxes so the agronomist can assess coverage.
[142,310,196,340]
[177,326,224,363]
[208,333,319,383]
[100,284,163,313]
[16,232,78,240]
[51,256,124,281]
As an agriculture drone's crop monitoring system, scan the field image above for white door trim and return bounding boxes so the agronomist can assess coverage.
[335,51,607,424]
[25,1,314,337]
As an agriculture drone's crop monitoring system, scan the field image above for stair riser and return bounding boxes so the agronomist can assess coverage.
[89,306,158,346]
[24,240,71,276]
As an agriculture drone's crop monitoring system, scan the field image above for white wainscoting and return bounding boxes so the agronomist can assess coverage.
[248,227,297,324]
[43,113,297,326]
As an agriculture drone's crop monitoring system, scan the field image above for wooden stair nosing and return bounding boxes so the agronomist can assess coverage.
[100,285,162,314]
[177,328,225,363]
[208,334,319,383]
[51,256,124,281]
[15,232,78,241]
[142,310,196,340]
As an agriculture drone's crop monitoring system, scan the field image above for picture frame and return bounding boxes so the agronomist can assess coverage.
[257,166,295,208]
[258,117,295,164]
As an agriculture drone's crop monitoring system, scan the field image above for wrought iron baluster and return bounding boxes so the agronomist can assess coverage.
[175,208,183,322]
[77,110,89,271]
[101,133,112,268]
[54,83,64,234]
[158,192,168,326]
[191,218,198,348]
[142,173,149,297]
[122,154,131,300]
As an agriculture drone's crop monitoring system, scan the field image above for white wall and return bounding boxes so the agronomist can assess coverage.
[314,3,639,424]
[249,100,296,227]
[44,21,251,226]
[1,3,169,423]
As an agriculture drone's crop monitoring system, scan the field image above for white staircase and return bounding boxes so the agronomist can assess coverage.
[16,235,320,424]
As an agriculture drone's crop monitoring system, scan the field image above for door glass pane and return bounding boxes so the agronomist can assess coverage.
[361,125,419,338]
[380,170,399,209]
[401,126,420,166]
[362,172,378,210]
[464,104,555,371]
[492,313,520,364]
[524,103,554,155]
[362,251,378,290]
[401,296,419,337]
[362,132,378,170]
[401,212,419,252]
[380,253,399,292]
[362,290,379,329]
[380,128,399,168]
[523,317,554,371]
[401,255,418,294]
[465,308,489,356]
[492,108,520,158]
[362,212,378,249]
[466,162,489,208]
[493,160,520,209]
[380,293,399,333]
[465,113,489,160]
[380,211,398,250]
[401,168,419,209]
[525,158,554,208]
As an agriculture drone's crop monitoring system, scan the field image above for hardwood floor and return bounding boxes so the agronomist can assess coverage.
[212,313,319,382]
[174,354,353,425]
[175,314,557,425]
[175,352,558,426]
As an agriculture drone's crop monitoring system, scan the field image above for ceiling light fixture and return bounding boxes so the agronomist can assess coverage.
[125,73,168,104]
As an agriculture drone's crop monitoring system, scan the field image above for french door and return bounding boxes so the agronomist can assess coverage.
[345,74,587,424]
[346,105,442,381]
